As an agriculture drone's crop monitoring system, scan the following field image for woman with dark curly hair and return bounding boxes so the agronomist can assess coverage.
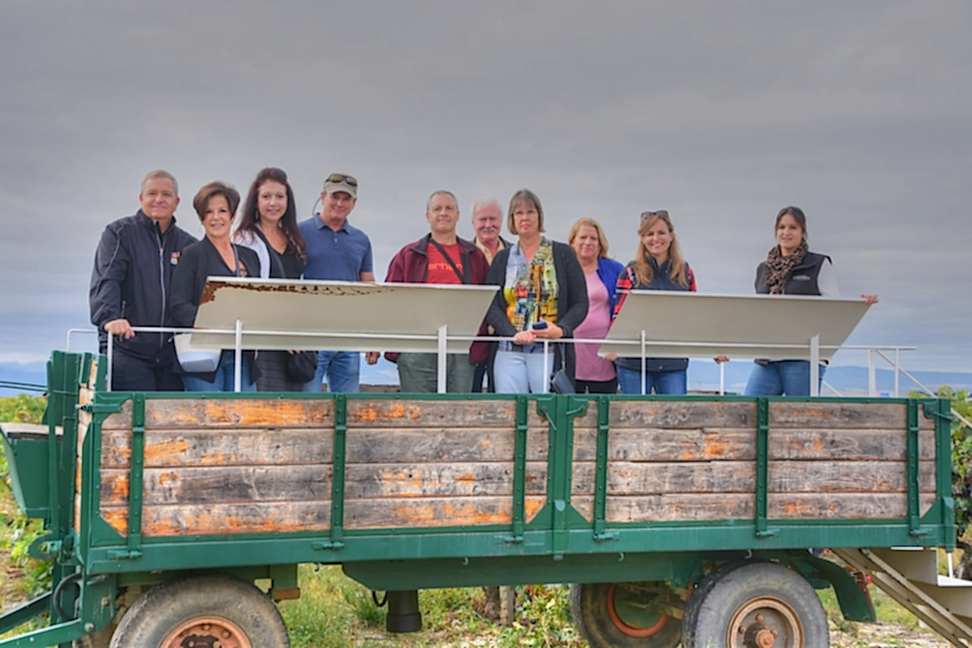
[171,181,261,391]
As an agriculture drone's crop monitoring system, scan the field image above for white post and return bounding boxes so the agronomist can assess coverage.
[867,349,877,397]
[234,319,243,393]
[640,330,647,395]
[894,348,901,397]
[106,331,114,392]
[542,339,550,394]
[809,334,820,397]
[719,361,725,396]
[437,324,448,394]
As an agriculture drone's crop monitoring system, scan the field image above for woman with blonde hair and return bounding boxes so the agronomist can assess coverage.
[614,210,697,394]
[485,189,588,394]
[568,217,624,393]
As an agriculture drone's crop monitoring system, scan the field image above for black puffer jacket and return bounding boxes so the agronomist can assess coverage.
[89,211,197,360]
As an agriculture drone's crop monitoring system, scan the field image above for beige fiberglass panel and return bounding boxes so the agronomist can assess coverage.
[599,291,871,361]
[188,278,497,353]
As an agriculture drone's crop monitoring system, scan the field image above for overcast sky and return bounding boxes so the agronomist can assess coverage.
[1,1,970,372]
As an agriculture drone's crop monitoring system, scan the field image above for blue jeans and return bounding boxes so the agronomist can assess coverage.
[183,352,256,392]
[743,360,826,396]
[304,351,360,393]
[617,365,687,395]
[493,349,553,394]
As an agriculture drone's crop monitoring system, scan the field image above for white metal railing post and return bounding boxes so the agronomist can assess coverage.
[640,330,647,395]
[106,331,114,392]
[867,350,877,397]
[894,347,901,397]
[809,335,820,397]
[719,361,725,396]
[437,324,448,394]
[542,339,550,394]
[234,319,243,392]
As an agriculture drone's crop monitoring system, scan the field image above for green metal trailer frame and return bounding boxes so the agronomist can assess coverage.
[0,351,957,646]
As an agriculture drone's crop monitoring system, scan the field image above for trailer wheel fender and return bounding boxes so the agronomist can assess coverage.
[108,576,289,648]
[569,581,682,648]
[682,562,829,648]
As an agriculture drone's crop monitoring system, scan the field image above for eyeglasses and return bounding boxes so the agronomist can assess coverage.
[640,209,669,222]
[325,173,358,187]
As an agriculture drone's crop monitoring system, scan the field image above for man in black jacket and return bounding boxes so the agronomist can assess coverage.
[89,170,197,390]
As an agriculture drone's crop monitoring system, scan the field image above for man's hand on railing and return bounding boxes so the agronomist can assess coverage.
[862,294,879,305]
[365,352,380,365]
[104,318,135,339]
[714,355,729,364]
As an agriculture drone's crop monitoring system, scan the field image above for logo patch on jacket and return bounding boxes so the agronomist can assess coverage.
[792,274,811,281]
[170,251,182,265]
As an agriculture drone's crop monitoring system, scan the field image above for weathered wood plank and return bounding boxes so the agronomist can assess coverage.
[101,495,548,536]
[572,493,937,522]
[575,401,757,429]
[101,399,335,430]
[100,428,334,468]
[571,428,935,462]
[100,462,549,506]
[347,400,526,428]
[770,401,934,430]
[100,427,550,468]
[572,428,756,462]
[344,428,549,463]
[569,461,935,496]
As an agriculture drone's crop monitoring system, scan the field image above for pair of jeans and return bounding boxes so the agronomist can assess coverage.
[743,360,826,396]
[396,353,475,393]
[304,351,361,393]
[183,352,256,392]
[617,365,687,395]
[494,349,553,394]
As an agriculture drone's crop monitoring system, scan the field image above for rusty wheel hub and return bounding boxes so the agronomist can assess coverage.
[161,616,252,648]
[728,599,803,648]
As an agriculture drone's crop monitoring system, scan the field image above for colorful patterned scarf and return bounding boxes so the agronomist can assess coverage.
[504,238,559,331]
[765,240,808,295]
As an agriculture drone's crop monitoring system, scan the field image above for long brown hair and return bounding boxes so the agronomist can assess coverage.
[633,210,688,287]
[237,167,306,261]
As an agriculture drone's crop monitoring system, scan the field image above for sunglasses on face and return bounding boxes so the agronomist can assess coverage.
[640,210,669,222]
[326,173,358,187]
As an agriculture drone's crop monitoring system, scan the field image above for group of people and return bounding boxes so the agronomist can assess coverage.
[90,168,875,398]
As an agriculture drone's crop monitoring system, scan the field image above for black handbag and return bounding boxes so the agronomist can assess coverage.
[286,351,318,383]
[550,351,575,394]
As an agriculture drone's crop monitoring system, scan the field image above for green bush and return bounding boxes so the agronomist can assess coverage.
[0,395,49,604]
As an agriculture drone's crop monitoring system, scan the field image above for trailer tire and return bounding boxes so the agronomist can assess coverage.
[108,576,290,648]
[682,562,829,648]
[569,582,682,647]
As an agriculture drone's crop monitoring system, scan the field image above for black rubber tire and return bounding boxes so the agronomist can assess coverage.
[108,576,290,648]
[569,582,682,648]
[682,562,829,648]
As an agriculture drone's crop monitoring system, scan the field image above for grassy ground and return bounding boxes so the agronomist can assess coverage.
[0,395,956,646]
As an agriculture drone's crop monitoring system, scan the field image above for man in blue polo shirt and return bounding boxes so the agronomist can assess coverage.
[300,172,375,392]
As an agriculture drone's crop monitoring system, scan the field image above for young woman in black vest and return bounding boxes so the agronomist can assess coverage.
[743,206,877,395]
[613,210,698,394]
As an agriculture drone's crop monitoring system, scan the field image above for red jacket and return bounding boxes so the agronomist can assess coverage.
[384,234,491,364]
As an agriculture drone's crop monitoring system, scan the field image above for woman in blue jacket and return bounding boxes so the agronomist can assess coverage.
[614,210,697,395]
[568,217,624,393]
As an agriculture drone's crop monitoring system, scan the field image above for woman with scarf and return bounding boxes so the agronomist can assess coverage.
[613,210,697,394]
[743,205,877,396]
[486,189,588,394]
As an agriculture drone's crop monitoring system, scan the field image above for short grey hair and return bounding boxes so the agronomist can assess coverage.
[471,199,502,219]
[426,190,458,212]
[140,169,179,195]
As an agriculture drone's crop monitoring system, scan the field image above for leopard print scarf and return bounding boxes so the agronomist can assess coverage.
[765,240,808,295]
